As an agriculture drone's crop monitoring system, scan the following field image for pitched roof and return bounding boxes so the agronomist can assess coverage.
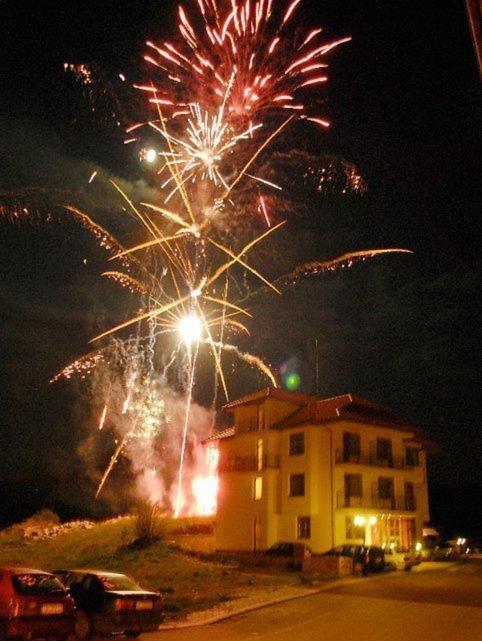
[222,387,312,412]
[201,426,235,444]
[272,393,418,434]
[209,388,434,447]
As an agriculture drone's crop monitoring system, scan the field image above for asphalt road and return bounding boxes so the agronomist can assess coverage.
[150,560,482,641]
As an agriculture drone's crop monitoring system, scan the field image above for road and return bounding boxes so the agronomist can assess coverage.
[149,560,482,641]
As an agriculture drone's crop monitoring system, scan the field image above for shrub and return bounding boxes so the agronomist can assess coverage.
[21,509,60,529]
[132,501,164,546]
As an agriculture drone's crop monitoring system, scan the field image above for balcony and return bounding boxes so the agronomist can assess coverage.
[335,450,419,470]
[336,490,416,511]
[218,453,280,473]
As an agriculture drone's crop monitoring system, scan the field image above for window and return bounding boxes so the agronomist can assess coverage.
[256,439,264,471]
[378,477,394,502]
[297,516,311,539]
[345,516,365,540]
[289,473,305,497]
[343,432,360,461]
[405,447,419,467]
[289,432,305,456]
[404,482,416,510]
[376,438,393,465]
[253,476,263,501]
[344,473,362,501]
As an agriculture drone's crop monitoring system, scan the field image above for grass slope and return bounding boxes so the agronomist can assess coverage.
[0,518,293,617]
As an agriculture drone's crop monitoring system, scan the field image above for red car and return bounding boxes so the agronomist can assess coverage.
[0,567,75,641]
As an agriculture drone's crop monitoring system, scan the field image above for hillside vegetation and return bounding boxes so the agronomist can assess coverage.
[0,515,295,617]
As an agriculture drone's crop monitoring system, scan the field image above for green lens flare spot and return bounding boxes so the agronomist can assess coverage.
[284,372,301,391]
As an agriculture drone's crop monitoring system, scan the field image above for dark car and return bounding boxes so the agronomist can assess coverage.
[54,570,163,639]
[323,545,386,575]
[0,567,75,641]
[264,542,312,569]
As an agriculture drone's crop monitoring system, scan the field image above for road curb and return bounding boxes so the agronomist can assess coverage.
[157,575,362,631]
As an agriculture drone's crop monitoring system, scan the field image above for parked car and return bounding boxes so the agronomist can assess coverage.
[264,542,312,569]
[322,545,386,575]
[265,542,312,558]
[432,542,457,561]
[54,569,163,639]
[0,567,75,641]
[384,548,421,571]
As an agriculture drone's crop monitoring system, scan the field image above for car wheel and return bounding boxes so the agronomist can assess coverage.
[74,613,93,640]
[404,565,412,572]
[125,632,140,638]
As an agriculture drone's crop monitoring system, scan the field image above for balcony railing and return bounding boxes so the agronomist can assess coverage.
[219,454,280,473]
[336,490,416,511]
[335,450,419,470]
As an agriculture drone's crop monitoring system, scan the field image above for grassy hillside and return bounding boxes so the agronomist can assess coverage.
[0,517,294,617]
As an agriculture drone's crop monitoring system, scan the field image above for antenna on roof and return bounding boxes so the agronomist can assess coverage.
[315,338,320,397]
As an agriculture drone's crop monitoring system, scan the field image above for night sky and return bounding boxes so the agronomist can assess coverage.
[1,1,480,535]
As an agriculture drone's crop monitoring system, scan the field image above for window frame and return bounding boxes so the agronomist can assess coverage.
[297,516,311,540]
[289,431,305,456]
[344,473,363,498]
[405,446,419,467]
[289,473,305,497]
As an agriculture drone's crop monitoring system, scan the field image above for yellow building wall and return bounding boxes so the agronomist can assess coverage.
[330,421,429,547]
[214,401,430,553]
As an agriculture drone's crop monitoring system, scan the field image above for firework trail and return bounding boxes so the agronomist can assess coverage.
[4,1,414,515]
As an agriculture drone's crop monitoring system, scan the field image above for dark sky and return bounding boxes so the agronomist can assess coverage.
[1,1,480,532]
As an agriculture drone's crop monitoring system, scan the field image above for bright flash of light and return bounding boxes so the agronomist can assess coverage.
[178,313,202,345]
[141,147,158,163]
[192,445,219,516]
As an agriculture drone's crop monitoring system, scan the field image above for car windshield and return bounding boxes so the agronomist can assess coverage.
[96,574,142,591]
[13,573,66,596]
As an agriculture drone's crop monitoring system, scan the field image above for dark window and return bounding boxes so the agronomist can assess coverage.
[378,477,394,500]
[289,473,305,496]
[297,516,311,539]
[344,473,362,498]
[343,432,360,461]
[345,516,365,539]
[376,439,393,464]
[405,447,419,467]
[289,432,305,456]
[404,482,416,510]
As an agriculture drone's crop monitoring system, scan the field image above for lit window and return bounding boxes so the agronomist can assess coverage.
[253,476,263,501]
[289,474,305,497]
[297,516,311,539]
[256,439,264,471]
[289,432,304,456]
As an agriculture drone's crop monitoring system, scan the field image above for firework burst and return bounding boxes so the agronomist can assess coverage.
[141,0,350,127]
[3,0,414,515]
